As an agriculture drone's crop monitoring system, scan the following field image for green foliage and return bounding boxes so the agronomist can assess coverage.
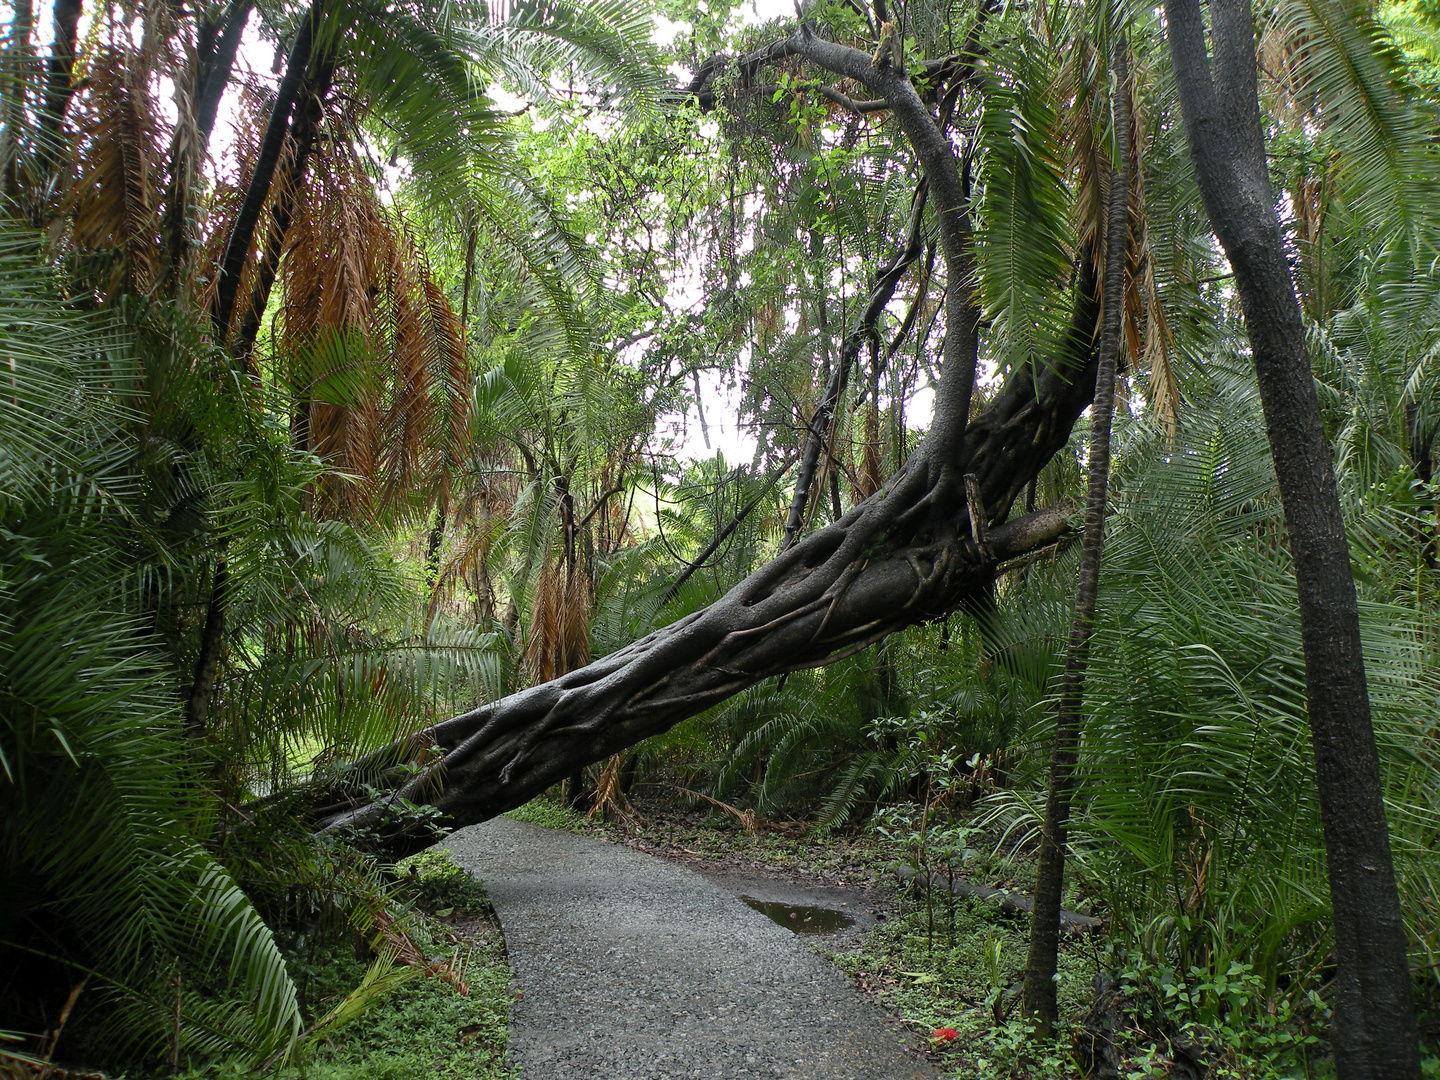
[505,797,592,832]
[829,894,1090,1078]
[0,234,301,1066]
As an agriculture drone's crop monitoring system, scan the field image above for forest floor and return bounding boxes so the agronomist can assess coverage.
[237,790,1430,1080]
[504,791,1357,1080]
[505,792,1100,1079]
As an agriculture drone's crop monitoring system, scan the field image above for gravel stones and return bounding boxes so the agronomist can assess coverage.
[443,817,937,1080]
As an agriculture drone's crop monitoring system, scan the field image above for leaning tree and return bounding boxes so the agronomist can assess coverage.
[311,26,1108,848]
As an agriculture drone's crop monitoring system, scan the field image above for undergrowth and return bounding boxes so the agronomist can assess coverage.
[288,850,512,1080]
[174,850,513,1080]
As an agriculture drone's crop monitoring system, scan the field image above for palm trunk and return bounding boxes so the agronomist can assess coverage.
[2,0,35,204]
[234,59,336,372]
[185,553,228,738]
[1021,44,1131,1035]
[1163,0,1419,1074]
[211,1,318,341]
[196,0,254,147]
[39,0,81,141]
[159,0,254,278]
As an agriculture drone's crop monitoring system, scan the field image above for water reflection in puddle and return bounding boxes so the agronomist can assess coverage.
[741,896,856,934]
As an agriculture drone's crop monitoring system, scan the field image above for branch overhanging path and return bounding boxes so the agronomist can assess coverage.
[315,30,1104,855]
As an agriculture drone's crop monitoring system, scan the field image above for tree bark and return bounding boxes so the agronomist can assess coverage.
[196,0,255,148]
[185,553,228,738]
[39,0,81,143]
[1163,0,1419,1074]
[1021,44,1130,1035]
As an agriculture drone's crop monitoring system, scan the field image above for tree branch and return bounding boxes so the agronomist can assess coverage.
[783,178,929,549]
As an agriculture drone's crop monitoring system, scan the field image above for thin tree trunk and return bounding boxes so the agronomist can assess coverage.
[185,553,228,738]
[158,0,253,279]
[425,503,447,589]
[1163,0,1419,1074]
[39,0,81,141]
[660,457,796,606]
[211,1,318,341]
[196,0,254,147]
[2,0,35,204]
[1021,44,1131,1035]
[234,59,335,372]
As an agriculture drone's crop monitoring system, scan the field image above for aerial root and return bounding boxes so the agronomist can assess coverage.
[811,557,868,644]
[498,693,582,785]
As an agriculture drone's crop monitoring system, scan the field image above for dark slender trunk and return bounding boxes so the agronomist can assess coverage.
[211,2,318,341]
[425,503,447,589]
[1021,45,1131,1035]
[185,554,228,738]
[459,227,477,347]
[196,0,254,147]
[783,180,929,548]
[660,458,795,606]
[158,0,253,280]
[234,59,335,371]
[1163,0,1419,1073]
[2,0,35,204]
[39,0,81,140]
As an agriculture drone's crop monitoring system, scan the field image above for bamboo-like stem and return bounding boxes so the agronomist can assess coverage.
[1020,42,1130,1036]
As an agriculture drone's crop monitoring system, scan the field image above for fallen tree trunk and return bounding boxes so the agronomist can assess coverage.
[312,31,1103,856]
[315,284,1099,854]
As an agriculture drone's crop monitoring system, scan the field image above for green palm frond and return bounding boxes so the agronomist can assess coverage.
[1269,0,1438,236]
[973,22,1074,379]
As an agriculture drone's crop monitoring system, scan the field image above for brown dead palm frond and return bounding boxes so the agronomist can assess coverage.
[66,47,163,298]
[587,751,641,824]
[1060,33,1104,278]
[275,113,470,524]
[524,554,591,685]
[1120,56,1181,437]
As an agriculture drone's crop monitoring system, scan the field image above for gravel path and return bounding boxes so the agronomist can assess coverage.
[444,817,938,1080]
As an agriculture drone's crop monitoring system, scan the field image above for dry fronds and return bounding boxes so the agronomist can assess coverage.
[524,555,592,685]
[277,114,471,522]
[671,785,763,835]
[65,46,163,298]
[369,908,470,995]
[587,752,640,823]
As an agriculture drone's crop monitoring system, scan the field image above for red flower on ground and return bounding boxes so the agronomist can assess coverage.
[932,1028,958,1043]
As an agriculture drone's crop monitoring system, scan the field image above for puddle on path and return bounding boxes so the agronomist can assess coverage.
[741,895,856,935]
